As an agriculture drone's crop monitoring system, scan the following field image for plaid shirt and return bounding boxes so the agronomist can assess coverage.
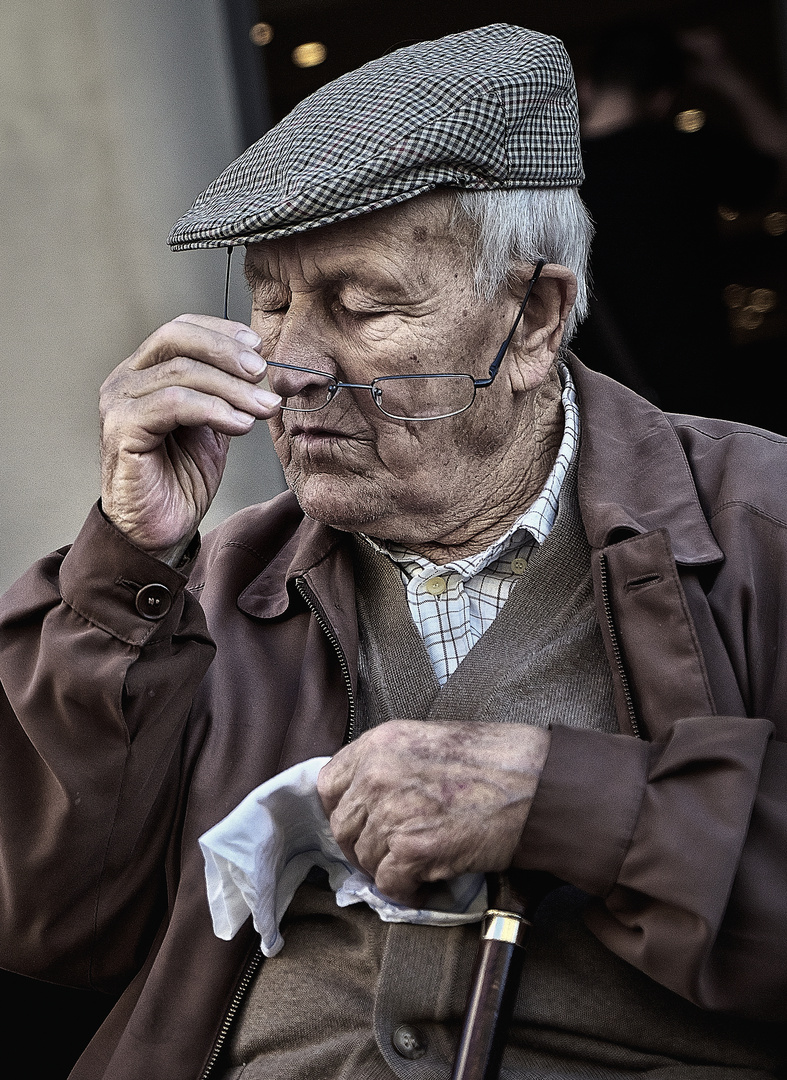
[363,363,579,684]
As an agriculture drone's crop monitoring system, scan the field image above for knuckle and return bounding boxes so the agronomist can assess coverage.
[146,322,181,353]
[159,383,191,409]
[315,768,334,812]
[316,763,335,801]
[164,354,195,382]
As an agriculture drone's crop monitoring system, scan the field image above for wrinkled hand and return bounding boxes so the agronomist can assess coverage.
[317,719,551,905]
[100,314,281,563]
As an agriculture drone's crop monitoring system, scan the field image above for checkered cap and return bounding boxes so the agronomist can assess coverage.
[168,23,582,251]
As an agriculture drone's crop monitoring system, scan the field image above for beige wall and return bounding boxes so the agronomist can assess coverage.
[0,0,285,594]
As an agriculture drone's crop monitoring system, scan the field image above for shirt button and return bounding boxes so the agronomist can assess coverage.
[511,557,528,575]
[391,1024,428,1060]
[135,583,173,620]
[424,575,447,596]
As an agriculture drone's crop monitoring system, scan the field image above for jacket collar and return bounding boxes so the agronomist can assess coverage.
[570,357,723,565]
[237,509,351,620]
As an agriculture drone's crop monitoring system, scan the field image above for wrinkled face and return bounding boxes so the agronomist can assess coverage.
[245,195,551,547]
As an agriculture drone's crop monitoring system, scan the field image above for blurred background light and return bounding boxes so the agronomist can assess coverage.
[249,21,274,46]
[292,41,327,67]
[674,107,707,132]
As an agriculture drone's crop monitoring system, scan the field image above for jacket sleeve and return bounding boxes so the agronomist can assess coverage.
[0,504,216,992]
[515,523,787,1022]
[516,718,781,1018]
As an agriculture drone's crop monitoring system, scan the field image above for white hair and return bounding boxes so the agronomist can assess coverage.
[450,187,594,344]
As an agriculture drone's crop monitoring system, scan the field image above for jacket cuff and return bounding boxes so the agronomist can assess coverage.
[514,724,651,896]
[59,502,195,647]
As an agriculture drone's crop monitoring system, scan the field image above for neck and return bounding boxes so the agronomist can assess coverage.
[389,368,565,563]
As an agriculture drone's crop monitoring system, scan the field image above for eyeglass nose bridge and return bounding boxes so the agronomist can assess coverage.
[318,378,381,411]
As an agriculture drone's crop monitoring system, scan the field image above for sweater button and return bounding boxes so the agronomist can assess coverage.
[135,583,173,620]
[392,1023,427,1059]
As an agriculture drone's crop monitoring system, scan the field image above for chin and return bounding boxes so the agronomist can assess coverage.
[287,467,391,534]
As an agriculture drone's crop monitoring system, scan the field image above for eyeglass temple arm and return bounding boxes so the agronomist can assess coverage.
[476,258,546,387]
[222,246,234,320]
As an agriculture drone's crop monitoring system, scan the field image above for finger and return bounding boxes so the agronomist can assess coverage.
[127,317,267,382]
[174,312,258,340]
[373,850,423,906]
[103,385,260,451]
[352,815,391,878]
[317,748,358,816]
[329,800,371,869]
[116,355,281,419]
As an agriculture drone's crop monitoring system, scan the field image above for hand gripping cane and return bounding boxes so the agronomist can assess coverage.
[450,870,554,1080]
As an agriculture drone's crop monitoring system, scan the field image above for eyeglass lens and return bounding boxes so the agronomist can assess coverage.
[372,374,476,420]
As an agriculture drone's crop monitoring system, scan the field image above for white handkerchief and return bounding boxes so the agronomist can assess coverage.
[199,756,487,957]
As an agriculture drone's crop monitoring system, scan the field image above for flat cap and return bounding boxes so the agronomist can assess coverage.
[168,23,582,251]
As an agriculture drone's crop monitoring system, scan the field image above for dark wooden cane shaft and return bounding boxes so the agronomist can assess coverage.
[449,935,525,1080]
[449,872,553,1080]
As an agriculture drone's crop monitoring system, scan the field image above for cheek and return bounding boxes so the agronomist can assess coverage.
[370,422,464,487]
[251,311,283,355]
[265,416,292,467]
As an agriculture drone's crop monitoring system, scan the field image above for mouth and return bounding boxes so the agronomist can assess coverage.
[288,420,353,441]
[285,407,378,435]
[283,419,375,460]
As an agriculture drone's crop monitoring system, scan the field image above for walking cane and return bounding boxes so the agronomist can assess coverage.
[449,870,553,1080]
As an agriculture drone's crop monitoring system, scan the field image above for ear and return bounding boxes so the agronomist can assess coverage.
[506,263,578,392]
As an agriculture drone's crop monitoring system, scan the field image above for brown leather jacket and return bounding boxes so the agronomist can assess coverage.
[1,359,786,1078]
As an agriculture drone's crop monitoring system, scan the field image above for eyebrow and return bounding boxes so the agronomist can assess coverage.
[242,258,267,287]
[242,247,417,304]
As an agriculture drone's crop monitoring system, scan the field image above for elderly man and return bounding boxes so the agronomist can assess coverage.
[1,22,786,1080]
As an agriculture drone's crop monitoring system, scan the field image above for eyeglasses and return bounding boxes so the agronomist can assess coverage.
[223,248,545,422]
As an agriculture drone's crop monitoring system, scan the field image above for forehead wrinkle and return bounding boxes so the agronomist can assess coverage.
[245,197,471,303]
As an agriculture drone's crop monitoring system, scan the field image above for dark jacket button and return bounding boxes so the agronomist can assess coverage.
[391,1024,427,1060]
[134,583,173,620]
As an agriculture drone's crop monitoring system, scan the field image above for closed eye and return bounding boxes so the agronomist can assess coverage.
[334,300,393,320]
[257,303,290,317]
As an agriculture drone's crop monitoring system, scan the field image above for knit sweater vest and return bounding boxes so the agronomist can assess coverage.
[352,458,617,737]
[219,466,783,1080]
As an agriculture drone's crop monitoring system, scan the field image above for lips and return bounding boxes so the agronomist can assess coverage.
[288,420,348,438]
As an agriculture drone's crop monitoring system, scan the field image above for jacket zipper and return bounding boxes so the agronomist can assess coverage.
[295,576,357,743]
[199,948,263,1079]
[199,576,357,1076]
[598,551,641,739]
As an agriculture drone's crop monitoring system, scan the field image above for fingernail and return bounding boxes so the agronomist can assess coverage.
[240,351,265,376]
[254,388,282,408]
[235,329,261,348]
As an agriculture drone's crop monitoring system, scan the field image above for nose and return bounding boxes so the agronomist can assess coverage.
[257,296,338,378]
[268,359,331,392]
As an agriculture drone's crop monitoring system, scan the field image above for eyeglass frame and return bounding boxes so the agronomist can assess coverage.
[222,247,546,422]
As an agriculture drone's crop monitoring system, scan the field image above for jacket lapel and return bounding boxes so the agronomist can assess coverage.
[571,358,723,566]
[570,359,742,738]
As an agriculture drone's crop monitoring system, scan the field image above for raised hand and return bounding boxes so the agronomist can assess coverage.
[100,314,281,564]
